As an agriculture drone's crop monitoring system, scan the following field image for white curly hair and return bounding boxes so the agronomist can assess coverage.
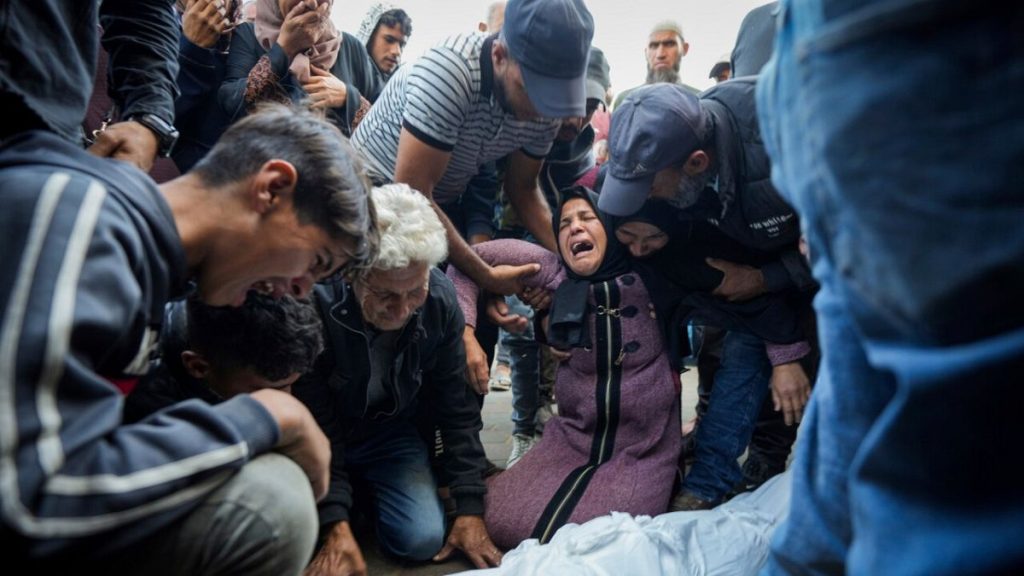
[368,183,448,271]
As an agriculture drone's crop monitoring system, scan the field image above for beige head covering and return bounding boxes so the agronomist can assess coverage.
[355,2,397,46]
[254,0,341,82]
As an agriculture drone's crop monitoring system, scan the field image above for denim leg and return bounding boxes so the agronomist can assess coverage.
[759,2,1024,573]
[504,295,539,436]
[683,330,772,502]
[495,330,512,366]
[346,424,445,562]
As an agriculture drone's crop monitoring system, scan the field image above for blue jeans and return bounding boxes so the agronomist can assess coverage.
[500,295,540,436]
[758,2,1024,573]
[345,424,445,561]
[683,330,772,502]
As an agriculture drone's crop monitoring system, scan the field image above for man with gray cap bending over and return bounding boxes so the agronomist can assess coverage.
[598,81,818,509]
[352,0,595,298]
[599,80,812,294]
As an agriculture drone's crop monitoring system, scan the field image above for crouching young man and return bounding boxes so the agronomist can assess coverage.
[1,103,375,575]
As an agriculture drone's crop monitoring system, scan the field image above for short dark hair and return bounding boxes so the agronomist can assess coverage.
[186,293,325,382]
[375,9,413,40]
[191,103,377,264]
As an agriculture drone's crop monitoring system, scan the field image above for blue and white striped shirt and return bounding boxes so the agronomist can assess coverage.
[352,33,559,205]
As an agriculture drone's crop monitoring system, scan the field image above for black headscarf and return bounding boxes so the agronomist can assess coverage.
[608,198,805,346]
[547,187,630,349]
[607,198,687,243]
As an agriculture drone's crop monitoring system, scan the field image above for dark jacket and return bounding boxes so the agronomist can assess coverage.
[219,24,382,136]
[122,301,222,424]
[0,131,280,561]
[731,2,779,77]
[0,0,179,142]
[698,76,815,292]
[172,26,233,171]
[293,269,487,530]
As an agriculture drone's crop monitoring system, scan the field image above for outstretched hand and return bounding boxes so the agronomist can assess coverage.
[483,263,541,297]
[433,515,503,569]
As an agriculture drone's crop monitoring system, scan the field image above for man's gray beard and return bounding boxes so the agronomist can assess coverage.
[668,171,712,211]
[646,65,681,85]
[647,67,679,84]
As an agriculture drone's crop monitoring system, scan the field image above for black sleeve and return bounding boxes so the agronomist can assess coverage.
[218,24,294,121]
[293,347,355,530]
[175,34,221,120]
[100,0,180,123]
[761,248,816,293]
[427,283,488,517]
[326,33,380,136]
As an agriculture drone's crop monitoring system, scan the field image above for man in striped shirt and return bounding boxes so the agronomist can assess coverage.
[352,0,595,296]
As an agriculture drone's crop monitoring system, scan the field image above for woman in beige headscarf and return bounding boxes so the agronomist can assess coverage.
[254,0,338,83]
[219,0,382,135]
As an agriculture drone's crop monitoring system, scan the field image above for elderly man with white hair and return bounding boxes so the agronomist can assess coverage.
[295,184,501,576]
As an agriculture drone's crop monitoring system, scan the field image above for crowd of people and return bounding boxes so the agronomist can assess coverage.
[2,0,1019,575]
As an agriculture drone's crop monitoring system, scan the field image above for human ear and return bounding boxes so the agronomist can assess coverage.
[683,150,709,176]
[492,41,508,72]
[250,159,298,213]
[181,350,211,380]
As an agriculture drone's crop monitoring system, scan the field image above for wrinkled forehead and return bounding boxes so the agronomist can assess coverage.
[364,262,430,292]
[560,197,597,220]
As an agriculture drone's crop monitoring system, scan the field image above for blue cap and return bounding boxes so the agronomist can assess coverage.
[503,0,595,118]
[598,84,705,216]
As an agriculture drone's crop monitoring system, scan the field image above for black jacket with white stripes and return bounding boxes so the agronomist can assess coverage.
[0,131,282,562]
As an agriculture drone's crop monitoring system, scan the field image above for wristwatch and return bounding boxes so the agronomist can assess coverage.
[131,113,179,158]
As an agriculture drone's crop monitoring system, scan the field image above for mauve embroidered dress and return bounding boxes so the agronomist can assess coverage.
[448,239,681,550]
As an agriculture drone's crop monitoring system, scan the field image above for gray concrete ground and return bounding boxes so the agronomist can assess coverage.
[355,369,700,575]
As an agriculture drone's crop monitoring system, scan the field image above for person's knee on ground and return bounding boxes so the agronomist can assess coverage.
[164,453,319,576]
[375,511,445,561]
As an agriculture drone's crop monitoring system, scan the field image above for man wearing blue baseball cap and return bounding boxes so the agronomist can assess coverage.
[599,80,802,259]
[598,80,819,511]
[353,0,595,299]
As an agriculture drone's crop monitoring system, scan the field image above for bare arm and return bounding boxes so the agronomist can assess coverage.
[394,128,537,294]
